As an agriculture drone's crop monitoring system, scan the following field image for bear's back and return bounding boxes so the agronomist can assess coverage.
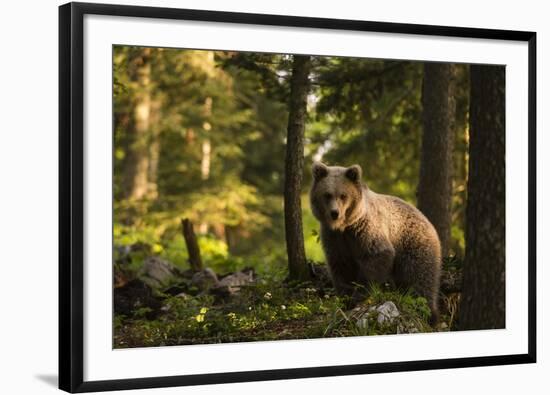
[368,192,440,255]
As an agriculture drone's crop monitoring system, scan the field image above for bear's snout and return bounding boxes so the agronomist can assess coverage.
[330,209,339,220]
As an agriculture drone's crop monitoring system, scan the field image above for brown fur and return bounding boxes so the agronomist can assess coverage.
[310,162,441,324]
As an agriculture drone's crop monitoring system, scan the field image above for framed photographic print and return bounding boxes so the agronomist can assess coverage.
[59,1,537,392]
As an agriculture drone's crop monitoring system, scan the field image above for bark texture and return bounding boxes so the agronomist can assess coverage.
[418,63,456,256]
[458,65,506,330]
[123,48,152,200]
[284,55,311,281]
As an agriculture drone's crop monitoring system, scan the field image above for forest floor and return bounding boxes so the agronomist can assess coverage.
[113,255,461,348]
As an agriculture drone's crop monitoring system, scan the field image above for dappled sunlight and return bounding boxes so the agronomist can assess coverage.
[112,45,503,347]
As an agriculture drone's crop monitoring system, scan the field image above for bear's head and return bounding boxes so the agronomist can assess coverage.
[310,162,366,231]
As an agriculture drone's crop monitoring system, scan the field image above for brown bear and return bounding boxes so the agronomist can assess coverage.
[310,162,441,324]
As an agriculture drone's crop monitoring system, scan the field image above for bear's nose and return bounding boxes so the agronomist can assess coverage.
[330,209,339,220]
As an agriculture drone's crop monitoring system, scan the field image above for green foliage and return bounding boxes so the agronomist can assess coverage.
[113,47,468,347]
[114,47,468,278]
[302,197,325,262]
[114,278,439,347]
[309,59,424,203]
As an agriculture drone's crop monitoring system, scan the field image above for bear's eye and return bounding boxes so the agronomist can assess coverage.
[340,194,347,201]
[324,193,332,201]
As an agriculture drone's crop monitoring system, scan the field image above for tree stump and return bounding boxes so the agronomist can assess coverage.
[181,218,203,272]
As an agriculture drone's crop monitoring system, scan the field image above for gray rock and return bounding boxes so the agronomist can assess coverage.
[355,301,400,329]
[356,317,369,330]
[191,268,220,291]
[218,270,255,293]
[140,256,181,288]
[370,301,400,324]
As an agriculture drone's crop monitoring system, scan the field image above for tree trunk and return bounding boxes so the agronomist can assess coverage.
[199,97,213,234]
[458,65,505,330]
[147,99,161,200]
[181,218,203,272]
[417,63,456,256]
[284,55,311,281]
[123,48,152,200]
[201,97,213,181]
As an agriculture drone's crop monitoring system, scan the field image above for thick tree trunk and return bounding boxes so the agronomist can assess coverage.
[123,48,152,200]
[418,63,456,256]
[458,65,505,330]
[181,218,203,272]
[284,55,311,281]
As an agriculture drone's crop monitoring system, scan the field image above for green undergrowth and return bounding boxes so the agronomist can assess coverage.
[114,279,438,348]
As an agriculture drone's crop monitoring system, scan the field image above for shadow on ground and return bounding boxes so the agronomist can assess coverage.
[35,374,58,388]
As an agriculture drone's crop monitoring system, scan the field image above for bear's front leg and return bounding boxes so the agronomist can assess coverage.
[327,260,368,308]
[326,257,360,296]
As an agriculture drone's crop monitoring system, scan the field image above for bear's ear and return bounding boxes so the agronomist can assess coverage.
[345,164,362,184]
[312,162,329,182]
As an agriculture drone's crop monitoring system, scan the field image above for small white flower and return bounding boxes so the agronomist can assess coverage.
[264,292,272,300]
[281,305,286,310]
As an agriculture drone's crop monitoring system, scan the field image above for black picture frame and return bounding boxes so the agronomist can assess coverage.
[59,2,537,393]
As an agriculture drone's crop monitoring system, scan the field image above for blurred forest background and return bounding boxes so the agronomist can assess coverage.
[113,46,505,347]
